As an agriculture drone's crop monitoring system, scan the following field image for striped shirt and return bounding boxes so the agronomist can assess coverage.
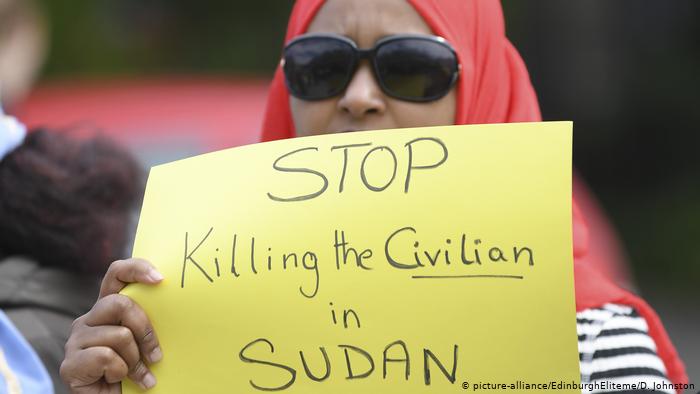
[577,303,674,394]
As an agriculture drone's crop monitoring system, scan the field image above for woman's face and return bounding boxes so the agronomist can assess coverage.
[290,0,457,137]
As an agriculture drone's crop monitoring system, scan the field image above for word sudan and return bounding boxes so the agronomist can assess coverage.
[239,338,459,391]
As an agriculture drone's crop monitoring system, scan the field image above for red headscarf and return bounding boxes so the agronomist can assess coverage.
[261,0,539,140]
[260,1,687,388]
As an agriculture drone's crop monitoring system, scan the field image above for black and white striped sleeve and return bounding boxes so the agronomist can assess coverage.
[577,303,674,394]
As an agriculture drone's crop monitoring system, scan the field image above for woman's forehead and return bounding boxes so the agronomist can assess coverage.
[305,0,433,46]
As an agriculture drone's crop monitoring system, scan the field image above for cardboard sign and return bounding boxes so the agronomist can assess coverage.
[123,122,579,393]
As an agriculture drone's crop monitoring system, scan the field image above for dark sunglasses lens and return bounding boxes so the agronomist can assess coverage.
[376,39,458,101]
[284,38,355,100]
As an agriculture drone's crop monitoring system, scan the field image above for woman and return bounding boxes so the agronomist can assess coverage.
[60,0,688,393]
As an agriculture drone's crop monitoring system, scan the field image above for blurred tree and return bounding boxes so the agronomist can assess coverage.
[36,0,294,76]
[503,0,700,289]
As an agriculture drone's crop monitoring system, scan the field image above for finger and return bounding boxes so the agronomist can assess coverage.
[74,326,140,373]
[74,325,156,387]
[99,258,163,299]
[70,384,121,394]
[84,294,163,364]
[60,346,128,389]
[62,346,157,392]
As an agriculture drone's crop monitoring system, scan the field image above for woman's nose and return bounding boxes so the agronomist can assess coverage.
[337,62,387,119]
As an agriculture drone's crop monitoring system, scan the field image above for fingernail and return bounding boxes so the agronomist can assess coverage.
[147,269,164,282]
[141,372,156,389]
[149,347,163,363]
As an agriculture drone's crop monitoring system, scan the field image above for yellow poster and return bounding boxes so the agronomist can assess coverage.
[124,121,579,393]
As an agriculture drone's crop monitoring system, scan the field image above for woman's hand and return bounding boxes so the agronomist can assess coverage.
[60,258,164,393]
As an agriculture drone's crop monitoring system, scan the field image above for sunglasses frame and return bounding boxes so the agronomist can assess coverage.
[282,33,461,103]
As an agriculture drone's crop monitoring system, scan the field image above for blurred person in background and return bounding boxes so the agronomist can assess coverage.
[60,0,688,393]
[0,97,143,393]
[3,0,144,392]
[0,0,47,107]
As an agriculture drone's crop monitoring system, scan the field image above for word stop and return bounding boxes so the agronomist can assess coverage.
[267,137,448,202]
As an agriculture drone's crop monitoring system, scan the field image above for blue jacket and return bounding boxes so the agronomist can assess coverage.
[0,311,53,394]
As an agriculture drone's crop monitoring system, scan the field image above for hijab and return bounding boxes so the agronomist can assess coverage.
[261,0,540,140]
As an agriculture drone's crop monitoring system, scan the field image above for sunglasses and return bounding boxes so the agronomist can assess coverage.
[282,34,460,103]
